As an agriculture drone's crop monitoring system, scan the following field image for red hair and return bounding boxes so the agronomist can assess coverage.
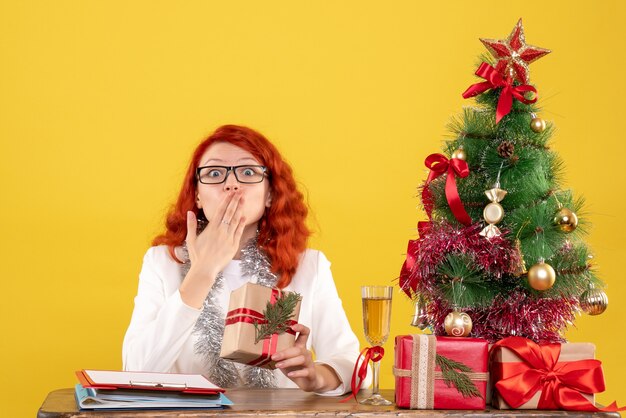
[152,125,310,288]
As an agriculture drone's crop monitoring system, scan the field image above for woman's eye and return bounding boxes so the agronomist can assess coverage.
[242,169,255,176]
[208,170,222,177]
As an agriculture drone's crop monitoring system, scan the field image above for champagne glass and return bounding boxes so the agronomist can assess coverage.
[360,285,393,405]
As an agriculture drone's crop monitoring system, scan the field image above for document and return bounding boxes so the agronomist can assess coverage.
[77,369,224,393]
[75,384,233,410]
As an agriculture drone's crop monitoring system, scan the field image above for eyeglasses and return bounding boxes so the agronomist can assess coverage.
[196,165,269,184]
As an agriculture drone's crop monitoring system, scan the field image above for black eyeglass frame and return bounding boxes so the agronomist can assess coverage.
[195,165,269,185]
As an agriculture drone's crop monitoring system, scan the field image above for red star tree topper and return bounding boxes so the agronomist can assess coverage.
[480,18,551,83]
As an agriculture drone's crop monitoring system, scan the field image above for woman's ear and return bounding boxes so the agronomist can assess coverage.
[196,194,202,209]
[265,191,272,208]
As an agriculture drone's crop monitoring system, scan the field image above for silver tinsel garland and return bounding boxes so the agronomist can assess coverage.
[182,235,279,388]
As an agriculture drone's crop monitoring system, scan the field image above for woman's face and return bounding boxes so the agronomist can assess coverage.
[196,142,271,228]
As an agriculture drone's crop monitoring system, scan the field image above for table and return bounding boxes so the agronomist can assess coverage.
[38,388,620,418]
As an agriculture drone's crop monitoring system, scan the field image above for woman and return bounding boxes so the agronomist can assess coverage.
[123,125,367,395]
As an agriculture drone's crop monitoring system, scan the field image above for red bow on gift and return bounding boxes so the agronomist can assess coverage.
[341,346,384,403]
[422,153,472,226]
[462,62,538,124]
[492,337,625,412]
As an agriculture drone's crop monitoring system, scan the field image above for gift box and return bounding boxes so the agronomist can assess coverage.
[219,283,301,369]
[491,337,601,410]
[393,335,488,409]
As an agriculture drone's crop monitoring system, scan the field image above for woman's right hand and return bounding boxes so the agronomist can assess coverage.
[179,190,246,308]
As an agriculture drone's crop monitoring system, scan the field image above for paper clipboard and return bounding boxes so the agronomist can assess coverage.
[76,369,225,394]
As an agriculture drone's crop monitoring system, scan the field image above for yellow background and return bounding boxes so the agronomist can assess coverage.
[1,1,625,415]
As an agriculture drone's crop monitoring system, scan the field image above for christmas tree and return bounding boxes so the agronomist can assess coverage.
[399,19,608,343]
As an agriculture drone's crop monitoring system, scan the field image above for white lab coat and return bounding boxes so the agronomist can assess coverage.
[122,245,369,395]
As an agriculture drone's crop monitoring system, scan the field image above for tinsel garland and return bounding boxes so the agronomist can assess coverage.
[402,221,520,297]
[428,292,577,343]
[403,221,578,343]
[183,233,279,388]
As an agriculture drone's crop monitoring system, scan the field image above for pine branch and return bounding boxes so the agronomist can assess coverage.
[438,254,495,308]
[253,291,301,344]
[435,354,483,399]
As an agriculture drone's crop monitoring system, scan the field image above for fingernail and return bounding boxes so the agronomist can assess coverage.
[271,354,280,361]
[287,372,294,377]
[275,362,284,368]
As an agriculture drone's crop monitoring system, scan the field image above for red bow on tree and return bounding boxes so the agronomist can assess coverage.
[401,154,471,298]
[422,153,472,226]
[492,337,625,412]
[462,62,537,124]
[399,238,420,297]
[399,222,431,297]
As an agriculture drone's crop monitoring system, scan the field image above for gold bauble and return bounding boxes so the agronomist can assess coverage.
[554,207,578,233]
[580,288,608,315]
[530,117,546,133]
[444,311,472,337]
[483,202,504,224]
[451,148,466,161]
[527,261,556,291]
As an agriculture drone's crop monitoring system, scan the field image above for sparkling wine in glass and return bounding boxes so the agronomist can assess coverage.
[360,285,393,405]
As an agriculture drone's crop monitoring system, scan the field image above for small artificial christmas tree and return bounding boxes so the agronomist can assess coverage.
[399,19,608,343]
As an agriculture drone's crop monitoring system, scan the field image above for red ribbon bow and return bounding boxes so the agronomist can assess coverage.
[399,238,419,297]
[398,222,431,297]
[462,62,538,124]
[341,346,384,403]
[492,337,625,412]
[422,153,472,226]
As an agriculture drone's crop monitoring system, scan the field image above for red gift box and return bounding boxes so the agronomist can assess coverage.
[394,335,488,409]
[489,337,622,412]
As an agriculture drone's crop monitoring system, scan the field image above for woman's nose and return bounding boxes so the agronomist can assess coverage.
[223,172,240,191]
